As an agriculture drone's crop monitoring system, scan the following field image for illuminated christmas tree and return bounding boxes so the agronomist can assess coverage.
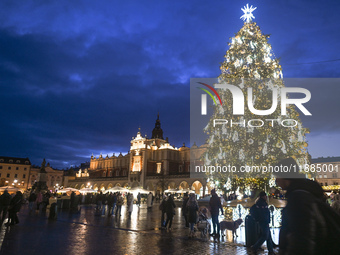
[204,5,310,189]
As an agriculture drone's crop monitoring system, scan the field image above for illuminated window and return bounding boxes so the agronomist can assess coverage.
[133,157,141,172]
[157,163,162,174]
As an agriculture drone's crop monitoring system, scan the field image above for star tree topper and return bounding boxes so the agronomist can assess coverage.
[240,4,257,23]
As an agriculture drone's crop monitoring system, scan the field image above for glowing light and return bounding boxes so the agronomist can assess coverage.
[224,177,232,190]
[269,176,276,188]
[240,4,257,23]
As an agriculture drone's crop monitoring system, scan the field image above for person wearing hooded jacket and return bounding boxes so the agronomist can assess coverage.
[0,190,11,222]
[209,189,224,240]
[275,157,340,255]
[250,191,275,255]
[186,193,199,237]
[7,191,23,226]
[164,195,176,230]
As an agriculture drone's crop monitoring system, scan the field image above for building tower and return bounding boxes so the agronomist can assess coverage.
[151,113,164,139]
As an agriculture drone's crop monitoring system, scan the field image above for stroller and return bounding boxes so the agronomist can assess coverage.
[197,206,211,240]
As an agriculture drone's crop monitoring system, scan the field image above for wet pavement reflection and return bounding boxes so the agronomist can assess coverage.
[0,203,279,255]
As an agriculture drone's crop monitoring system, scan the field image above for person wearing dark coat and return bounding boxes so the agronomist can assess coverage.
[182,193,189,228]
[28,191,37,212]
[250,191,275,254]
[164,195,176,230]
[0,190,12,222]
[186,193,199,237]
[209,189,223,239]
[107,193,114,216]
[159,195,167,228]
[275,157,338,255]
[137,192,141,207]
[7,191,23,226]
[111,193,117,216]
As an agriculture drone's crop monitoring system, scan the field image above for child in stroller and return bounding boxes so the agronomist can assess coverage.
[197,206,211,240]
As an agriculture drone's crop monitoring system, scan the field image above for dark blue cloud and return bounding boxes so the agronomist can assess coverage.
[0,0,339,168]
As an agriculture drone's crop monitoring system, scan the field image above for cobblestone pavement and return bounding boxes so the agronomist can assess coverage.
[0,203,279,255]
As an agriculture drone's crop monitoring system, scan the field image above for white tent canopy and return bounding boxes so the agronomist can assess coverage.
[58,187,79,193]
[0,186,22,192]
[79,188,97,194]
[164,188,178,193]
[176,188,195,194]
[129,187,153,194]
[104,186,129,193]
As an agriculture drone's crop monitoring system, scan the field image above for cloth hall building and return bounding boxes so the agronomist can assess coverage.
[67,115,208,196]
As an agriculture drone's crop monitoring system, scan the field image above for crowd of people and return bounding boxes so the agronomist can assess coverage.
[0,190,23,226]
[1,158,340,254]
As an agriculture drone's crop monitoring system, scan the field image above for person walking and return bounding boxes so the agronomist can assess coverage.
[249,191,275,255]
[137,192,141,207]
[0,190,12,222]
[147,192,153,210]
[186,193,199,237]
[115,193,123,216]
[159,195,167,228]
[111,192,117,216]
[96,192,103,212]
[182,193,189,228]
[101,193,108,216]
[36,191,43,211]
[28,191,37,212]
[107,193,114,216]
[7,191,23,226]
[331,191,340,214]
[127,193,134,217]
[209,189,223,240]
[275,157,340,255]
[164,194,176,230]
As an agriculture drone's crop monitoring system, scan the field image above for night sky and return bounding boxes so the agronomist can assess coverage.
[1,0,339,169]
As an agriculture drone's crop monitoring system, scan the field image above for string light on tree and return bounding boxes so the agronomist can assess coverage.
[269,176,276,188]
[224,177,232,190]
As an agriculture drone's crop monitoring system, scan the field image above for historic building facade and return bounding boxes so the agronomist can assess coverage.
[312,157,340,191]
[0,156,31,189]
[29,162,65,191]
[68,115,209,196]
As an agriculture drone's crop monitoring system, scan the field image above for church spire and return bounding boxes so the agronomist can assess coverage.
[151,113,164,139]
